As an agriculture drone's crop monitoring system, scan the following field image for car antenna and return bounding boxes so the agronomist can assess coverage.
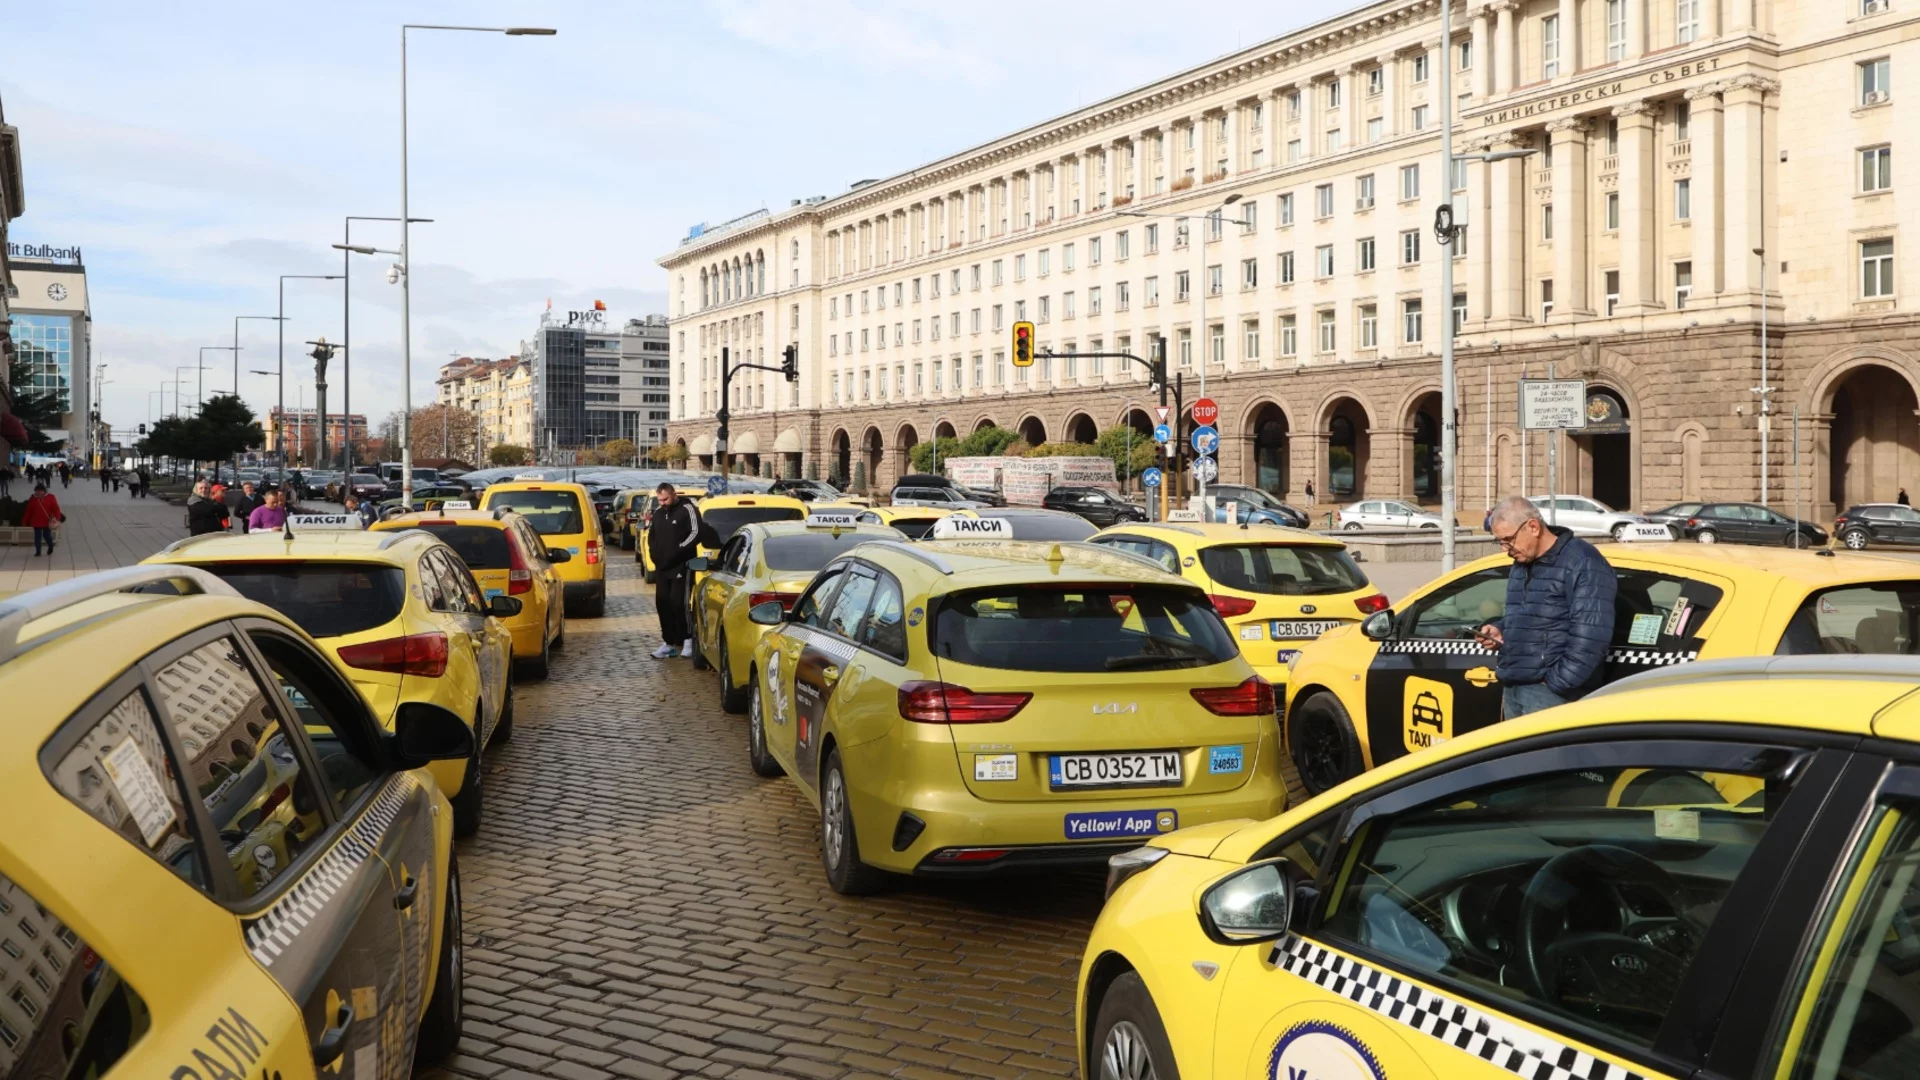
[282,515,295,543]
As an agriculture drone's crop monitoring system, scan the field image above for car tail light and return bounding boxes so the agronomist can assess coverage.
[1209,594,1258,618]
[337,633,449,677]
[585,539,601,565]
[898,681,1032,724]
[1190,676,1276,717]
[505,536,534,595]
[1354,593,1390,615]
[1686,518,1702,528]
[748,591,799,611]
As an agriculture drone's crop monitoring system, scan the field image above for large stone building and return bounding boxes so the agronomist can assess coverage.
[437,355,535,455]
[262,406,369,463]
[6,246,91,460]
[661,0,1920,519]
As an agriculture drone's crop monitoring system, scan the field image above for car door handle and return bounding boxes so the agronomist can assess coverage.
[312,1001,354,1067]
[1465,666,1499,687]
[394,872,419,910]
[821,664,841,685]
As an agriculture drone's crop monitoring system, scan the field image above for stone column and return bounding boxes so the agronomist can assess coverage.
[1380,54,1398,140]
[1493,0,1518,95]
[1613,100,1660,312]
[1471,8,1493,100]
[1489,134,1529,324]
[1722,76,1778,298]
[1548,117,1593,318]
[1344,66,1361,149]
[1625,0,1648,59]
[1374,428,1410,498]
[1700,0,1719,39]
[1557,0,1580,76]
[1222,106,1237,176]
[1686,83,1724,299]
[1466,141,1494,326]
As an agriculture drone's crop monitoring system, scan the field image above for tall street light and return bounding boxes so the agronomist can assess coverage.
[343,215,432,473]
[232,315,284,406]
[397,23,555,502]
[173,365,201,418]
[278,274,343,466]
[198,346,237,406]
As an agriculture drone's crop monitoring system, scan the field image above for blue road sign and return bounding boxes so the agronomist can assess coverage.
[1152,423,1173,444]
[706,475,728,495]
[1191,456,1219,483]
[1191,425,1219,456]
[1141,467,1163,488]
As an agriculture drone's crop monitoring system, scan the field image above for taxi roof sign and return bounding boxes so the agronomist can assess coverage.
[442,500,473,510]
[805,510,861,529]
[285,514,365,531]
[1615,522,1678,542]
[931,515,1014,539]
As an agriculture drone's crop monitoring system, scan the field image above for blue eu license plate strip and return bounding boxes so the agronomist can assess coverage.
[1064,809,1178,840]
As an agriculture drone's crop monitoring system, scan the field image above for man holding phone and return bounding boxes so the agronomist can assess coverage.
[1479,496,1617,718]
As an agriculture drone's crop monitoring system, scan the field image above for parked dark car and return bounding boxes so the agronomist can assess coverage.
[342,472,389,501]
[893,473,1007,507]
[1644,502,1705,538]
[1042,486,1149,526]
[1678,502,1829,547]
[1834,503,1920,549]
[1207,484,1312,528]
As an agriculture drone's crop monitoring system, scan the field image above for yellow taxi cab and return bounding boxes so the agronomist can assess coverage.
[611,488,649,550]
[854,505,955,540]
[0,564,474,1076]
[1079,655,1920,1080]
[370,507,568,679]
[1088,522,1388,689]
[1284,536,1920,794]
[691,509,904,712]
[745,513,1288,894]
[687,492,808,594]
[477,478,606,617]
[636,484,707,582]
[145,514,517,837]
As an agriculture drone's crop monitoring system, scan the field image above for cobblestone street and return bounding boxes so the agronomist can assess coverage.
[441,552,1102,1080]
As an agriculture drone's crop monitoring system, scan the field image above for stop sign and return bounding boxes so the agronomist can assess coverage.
[1191,397,1220,427]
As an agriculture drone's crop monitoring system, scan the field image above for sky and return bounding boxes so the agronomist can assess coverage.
[2,0,1347,441]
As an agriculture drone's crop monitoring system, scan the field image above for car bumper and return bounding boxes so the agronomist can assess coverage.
[563,580,605,604]
[507,614,546,658]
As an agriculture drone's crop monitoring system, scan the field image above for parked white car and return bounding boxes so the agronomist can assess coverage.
[1336,499,1445,530]
[889,485,990,509]
[1528,494,1654,538]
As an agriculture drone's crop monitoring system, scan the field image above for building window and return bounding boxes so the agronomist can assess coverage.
[1205,211,1223,242]
[1117,231,1131,259]
[1413,52,1430,83]
[1089,287,1102,315]
[1674,261,1693,308]
[1367,67,1384,96]
[1209,323,1225,365]
[1281,315,1299,356]
[1279,251,1296,284]
[1090,236,1103,264]
[1676,0,1699,43]
[1146,223,1160,253]
[1605,270,1621,315]
[1286,139,1303,163]
[1356,174,1376,209]
[1358,237,1377,272]
[1675,178,1692,220]
[1117,281,1130,310]
[1038,296,1051,323]
[1038,249,1051,277]
[1863,238,1896,297]
[1146,276,1161,306]
[1278,193,1295,226]
[1606,192,1621,230]
[1064,292,1077,319]
[1241,202,1258,233]
[1450,157,1468,192]
[1287,90,1301,118]
[1607,0,1627,59]
[1329,79,1343,107]
[1316,245,1335,278]
[1403,298,1425,343]
[1177,329,1193,367]
[1458,38,1473,70]
[1326,128,1344,152]
[1400,164,1421,201]
[1241,258,1259,290]
[1542,203,1555,240]
[1317,310,1337,353]
[1453,292,1468,332]
[1360,304,1378,348]
[1015,254,1026,280]
[1606,117,1620,154]
[1315,184,1334,218]
[1861,58,1892,105]
[1244,320,1261,359]
[1541,279,1555,321]
[1863,145,1894,192]
[1401,230,1422,265]
[1411,105,1430,131]
[1367,117,1383,143]
[1543,14,1561,78]
[1207,264,1224,296]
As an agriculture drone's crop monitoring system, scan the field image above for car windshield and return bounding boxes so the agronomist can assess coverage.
[1200,544,1370,596]
[703,506,804,544]
[1778,582,1920,654]
[982,513,1096,541]
[404,523,513,570]
[763,533,877,571]
[1226,488,1282,509]
[933,584,1237,673]
[193,563,407,638]
[888,517,941,540]
[487,490,584,534]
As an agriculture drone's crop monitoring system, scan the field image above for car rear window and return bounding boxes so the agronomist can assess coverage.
[982,513,1097,541]
[1200,544,1369,596]
[763,533,878,571]
[704,506,804,543]
[933,584,1237,673]
[1778,582,1920,655]
[890,517,940,540]
[487,490,584,534]
[194,563,407,638]
[406,522,513,570]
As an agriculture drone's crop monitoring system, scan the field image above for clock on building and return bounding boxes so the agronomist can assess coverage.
[46,282,67,301]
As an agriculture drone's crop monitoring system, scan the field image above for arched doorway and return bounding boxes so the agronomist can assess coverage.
[1572,388,1632,510]
[831,429,852,486]
[934,420,958,441]
[862,427,885,491]
[1829,364,1920,510]
[1324,398,1371,499]
[1019,415,1048,447]
[1064,412,1098,445]
[1248,402,1290,495]
[1407,392,1442,502]
[895,423,920,478]
[973,416,998,434]
[1121,407,1153,437]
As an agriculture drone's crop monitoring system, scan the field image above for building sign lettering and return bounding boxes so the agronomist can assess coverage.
[6,241,83,262]
[564,309,607,328]
[1479,56,1725,126]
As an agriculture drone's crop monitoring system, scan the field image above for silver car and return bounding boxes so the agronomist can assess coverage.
[1528,494,1653,539]
[1336,499,1444,530]
[889,485,989,509]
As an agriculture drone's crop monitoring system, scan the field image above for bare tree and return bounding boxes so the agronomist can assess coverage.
[409,404,479,463]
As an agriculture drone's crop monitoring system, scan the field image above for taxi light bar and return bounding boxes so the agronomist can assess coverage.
[748,591,799,612]
[337,632,449,678]
[898,680,1032,724]
[1190,676,1276,717]
[1208,594,1258,618]
[1354,593,1390,615]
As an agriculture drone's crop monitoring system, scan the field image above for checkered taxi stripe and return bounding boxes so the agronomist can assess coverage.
[1378,639,1699,667]
[243,772,415,967]
[1273,937,1648,1080]
[796,627,860,665]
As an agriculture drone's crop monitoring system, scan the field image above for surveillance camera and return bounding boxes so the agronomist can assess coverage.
[386,264,403,285]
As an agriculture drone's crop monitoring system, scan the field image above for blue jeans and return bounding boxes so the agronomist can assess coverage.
[32,526,53,554]
[1503,681,1572,719]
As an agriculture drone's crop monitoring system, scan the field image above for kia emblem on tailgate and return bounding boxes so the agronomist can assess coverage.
[1300,604,1318,614]
[1093,702,1140,715]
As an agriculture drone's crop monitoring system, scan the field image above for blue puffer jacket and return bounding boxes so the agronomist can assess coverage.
[1497,526,1618,696]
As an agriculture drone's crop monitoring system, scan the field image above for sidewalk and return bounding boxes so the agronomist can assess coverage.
[0,478,188,591]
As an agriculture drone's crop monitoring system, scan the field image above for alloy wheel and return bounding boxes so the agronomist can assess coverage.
[823,769,847,867]
[1100,1021,1159,1080]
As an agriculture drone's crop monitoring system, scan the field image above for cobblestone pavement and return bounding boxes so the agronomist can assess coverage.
[436,552,1105,1080]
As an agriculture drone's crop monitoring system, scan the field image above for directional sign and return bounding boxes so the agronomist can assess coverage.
[1191,425,1219,456]
[1153,404,1172,424]
[706,475,728,495]
[1141,467,1163,489]
[1191,456,1219,483]
[1152,423,1173,444]
[1191,397,1220,427]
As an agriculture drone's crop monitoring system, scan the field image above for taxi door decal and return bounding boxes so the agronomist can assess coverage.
[1268,1019,1388,1080]
[1402,677,1453,754]
[792,629,859,785]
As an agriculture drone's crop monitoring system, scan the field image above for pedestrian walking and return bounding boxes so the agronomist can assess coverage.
[22,482,63,556]
[248,489,289,532]
[99,467,111,493]
[56,462,69,489]
[1476,496,1618,719]
[1901,487,1911,507]
[1304,478,1315,506]
[187,481,230,535]
[0,466,12,499]
[135,466,150,498]
[646,482,704,659]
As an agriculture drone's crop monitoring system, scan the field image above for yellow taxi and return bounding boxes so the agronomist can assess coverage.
[145,515,517,837]
[370,507,568,679]
[611,488,649,550]
[636,484,706,582]
[0,564,474,1075]
[1079,655,1920,1080]
[1089,522,1387,689]
[686,491,809,595]
[854,504,954,540]
[691,509,904,712]
[1283,539,1920,795]
[745,513,1288,894]
[477,478,606,617]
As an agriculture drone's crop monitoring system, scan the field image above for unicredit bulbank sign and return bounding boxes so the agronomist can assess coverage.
[7,242,82,263]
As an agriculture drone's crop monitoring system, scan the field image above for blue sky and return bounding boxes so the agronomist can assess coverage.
[3,0,1345,439]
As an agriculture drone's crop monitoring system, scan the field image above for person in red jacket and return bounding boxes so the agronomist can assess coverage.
[22,482,64,556]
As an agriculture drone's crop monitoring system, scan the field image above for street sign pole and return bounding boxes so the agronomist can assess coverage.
[1518,367,1586,529]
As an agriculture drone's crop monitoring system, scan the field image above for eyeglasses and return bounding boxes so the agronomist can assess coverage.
[1492,520,1537,549]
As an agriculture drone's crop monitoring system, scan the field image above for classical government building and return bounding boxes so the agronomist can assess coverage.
[661,0,1916,519]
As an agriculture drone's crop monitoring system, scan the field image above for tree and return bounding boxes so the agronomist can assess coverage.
[1093,425,1159,482]
[7,354,66,451]
[194,395,266,476]
[489,444,532,467]
[597,438,637,466]
[647,443,688,466]
[409,404,478,462]
[1023,441,1098,458]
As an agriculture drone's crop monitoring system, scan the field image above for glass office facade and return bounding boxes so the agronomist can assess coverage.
[10,313,74,413]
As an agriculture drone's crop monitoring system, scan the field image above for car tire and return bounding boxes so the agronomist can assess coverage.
[1611,522,1629,541]
[821,748,888,895]
[451,721,485,839]
[748,674,784,778]
[520,628,552,681]
[1697,529,1719,544]
[1091,972,1181,1080]
[1287,692,1365,796]
[1420,522,1439,530]
[414,856,465,1065]
[1844,528,1871,550]
[718,634,749,714]
[582,587,607,619]
[493,684,515,745]
[551,616,566,650]
[1343,521,1363,531]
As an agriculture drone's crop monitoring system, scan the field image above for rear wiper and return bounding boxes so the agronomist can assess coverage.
[1104,634,1216,671]
[1105,653,1210,671]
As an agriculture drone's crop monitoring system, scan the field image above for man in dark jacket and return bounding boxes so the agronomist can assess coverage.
[647,483,704,659]
[1477,496,1617,718]
[186,482,230,535]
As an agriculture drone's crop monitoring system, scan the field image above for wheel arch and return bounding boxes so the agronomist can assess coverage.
[1081,949,1139,1073]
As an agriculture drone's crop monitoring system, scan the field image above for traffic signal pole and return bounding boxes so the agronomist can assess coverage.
[716,344,799,490]
[1026,335,1175,513]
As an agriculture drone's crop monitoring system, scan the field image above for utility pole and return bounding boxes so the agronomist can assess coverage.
[717,344,800,492]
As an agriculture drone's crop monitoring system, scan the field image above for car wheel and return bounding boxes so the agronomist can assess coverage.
[582,586,607,619]
[1420,522,1439,530]
[492,684,515,745]
[1343,521,1363,531]
[551,615,566,650]
[718,634,749,714]
[413,856,464,1065]
[451,722,484,839]
[1287,692,1364,796]
[748,674,784,778]
[1844,528,1871,550]
[1611,522,1629,541]
[1696,528,1719,544]
[520,627,552,681]
[1092,972,1180,1080]
[821,748,888,895]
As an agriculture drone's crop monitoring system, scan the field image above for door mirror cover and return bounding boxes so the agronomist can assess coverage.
[488,594,524,618]
[748,600,787,626]
[389,702,476,768]
[1199,858,1296,945]
[1361,610,1394,640]
[688,556,712,572]
[545,547,572,563]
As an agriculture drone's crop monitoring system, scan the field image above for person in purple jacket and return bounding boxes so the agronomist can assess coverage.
[247,488,290,532]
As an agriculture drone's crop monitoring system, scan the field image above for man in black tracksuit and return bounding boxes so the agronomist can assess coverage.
[647,483,704,659]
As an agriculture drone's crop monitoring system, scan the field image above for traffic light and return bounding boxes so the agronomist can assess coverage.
[1012,321,1036,367]
[781,343,799,382]
[139,423,148,435]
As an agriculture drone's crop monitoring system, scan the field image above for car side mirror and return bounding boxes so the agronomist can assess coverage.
[488,595,523,618]
[1199,858,1296,945]
[688,556,711,572]
[1361,610,1394,640]
[389,702,475,768]
[748,600,787,626]
[545,547,572,563]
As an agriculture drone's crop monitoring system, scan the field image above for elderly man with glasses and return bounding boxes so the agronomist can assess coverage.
[1476,496,1618,719]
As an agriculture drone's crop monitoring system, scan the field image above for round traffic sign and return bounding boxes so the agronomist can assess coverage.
[1152,423,1172,444]
[1191,397,1220,426]
[1191,456,1219,482]
[706,475,728,495]
[1191,425,1219,456]
[1141,467,1163,488]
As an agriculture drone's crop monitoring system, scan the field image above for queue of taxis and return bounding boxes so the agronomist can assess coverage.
[740,514,1289,894]
[0,565,475,1078]
[689,510,904,712]
[145,516,517,838]
[1078,655,1920,1080]
[477,479,606,617]
[1282,538,1920,794]
[852,505,954,540]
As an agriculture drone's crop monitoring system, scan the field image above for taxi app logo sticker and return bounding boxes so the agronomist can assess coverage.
[1268,1019,1388,1080]
[1402,676,1453,753]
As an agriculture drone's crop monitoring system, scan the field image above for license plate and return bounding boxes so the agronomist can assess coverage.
[1064,808,1179,840]
[1049,751,1182,789]
[1270,619,1345,640]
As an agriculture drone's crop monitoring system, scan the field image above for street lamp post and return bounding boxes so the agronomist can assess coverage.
[198,347,236,407]
[396,22,555,503]
[278,274,343,467]
[343,216,432,473]
[174,365,202,416]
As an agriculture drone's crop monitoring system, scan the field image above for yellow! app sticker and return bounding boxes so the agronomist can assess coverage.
[1403,676,1453,753]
